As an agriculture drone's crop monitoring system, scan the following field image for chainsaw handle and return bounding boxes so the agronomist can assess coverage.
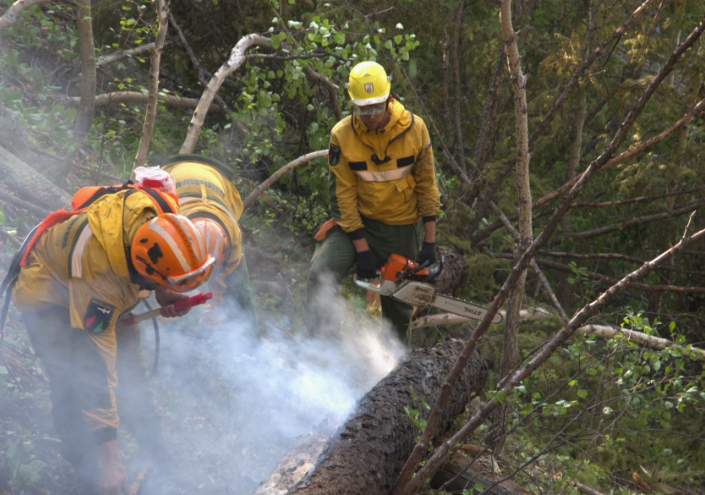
[422,256,444,283]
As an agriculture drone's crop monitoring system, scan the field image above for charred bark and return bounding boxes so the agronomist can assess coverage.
[281,340,488,495]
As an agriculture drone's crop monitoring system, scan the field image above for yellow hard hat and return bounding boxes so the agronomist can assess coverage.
[346,61,391,106]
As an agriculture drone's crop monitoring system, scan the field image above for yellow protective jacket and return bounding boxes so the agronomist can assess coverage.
[12,190,178,432]
[328,99,440,234]
[161,160,244,329]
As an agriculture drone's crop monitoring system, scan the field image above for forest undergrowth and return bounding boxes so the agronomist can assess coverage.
[1,0,705,494]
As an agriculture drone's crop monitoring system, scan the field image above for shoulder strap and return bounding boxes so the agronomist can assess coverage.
[139,188,176,214]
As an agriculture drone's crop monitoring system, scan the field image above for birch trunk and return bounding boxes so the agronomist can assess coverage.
[132,0,168,171]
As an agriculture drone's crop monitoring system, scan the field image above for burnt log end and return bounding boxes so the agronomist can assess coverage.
[286,339,488,495]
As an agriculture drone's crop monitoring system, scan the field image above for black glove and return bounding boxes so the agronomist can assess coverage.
[355,250,377,280]
[418,241,437,265]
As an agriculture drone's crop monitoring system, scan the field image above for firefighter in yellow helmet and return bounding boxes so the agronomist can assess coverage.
[8,187,214,494]
[161,154,258,336]
[305,61,440,342]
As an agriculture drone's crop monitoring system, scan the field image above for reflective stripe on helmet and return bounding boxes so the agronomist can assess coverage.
[148,219,191,272]
[171,214,205,263]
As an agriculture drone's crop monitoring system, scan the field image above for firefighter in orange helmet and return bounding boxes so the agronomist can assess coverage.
[8,187,214,494]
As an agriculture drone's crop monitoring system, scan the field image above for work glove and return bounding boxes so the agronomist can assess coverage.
[418,241,437,266]
[355,250,377,280]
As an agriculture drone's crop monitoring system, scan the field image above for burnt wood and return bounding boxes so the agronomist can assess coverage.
[283,340,488,495]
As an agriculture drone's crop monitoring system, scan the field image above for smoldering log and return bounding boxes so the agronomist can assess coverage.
[271,340,488,495]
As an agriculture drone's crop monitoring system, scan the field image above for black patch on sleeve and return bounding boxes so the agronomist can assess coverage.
[397,155,415,168]
[328,144,341,166]
[349,161,368,171]
[84,298,116,334]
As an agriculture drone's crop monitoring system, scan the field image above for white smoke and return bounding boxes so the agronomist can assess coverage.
[140,273,406,493]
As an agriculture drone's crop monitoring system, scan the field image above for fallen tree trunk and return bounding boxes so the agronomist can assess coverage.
[0,144,71,210]
[276,340,488,495]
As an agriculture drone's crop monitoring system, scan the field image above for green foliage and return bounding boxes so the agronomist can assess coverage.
[3,437,47,489]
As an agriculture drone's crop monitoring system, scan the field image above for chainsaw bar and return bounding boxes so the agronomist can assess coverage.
[392,281,504,324]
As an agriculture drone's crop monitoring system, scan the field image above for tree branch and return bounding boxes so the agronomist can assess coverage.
[568,186,705,209]
[565,200,702,240]
[473,96,705,244]
[0,0,75,30]
[397,14,705,493]
[63,91,223,112]
[493,203,568,321]
[180,34,273,153]
[0,190,51,217]
[407,224,705,492]
[95,40,177,68]
[495,253,705,293]
[132,0,168,170]
[242,150,327,210]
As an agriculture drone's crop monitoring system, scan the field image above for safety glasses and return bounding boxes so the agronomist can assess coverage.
[355,102,387,116]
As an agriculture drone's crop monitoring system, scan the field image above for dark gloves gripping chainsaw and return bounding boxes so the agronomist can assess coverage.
[418,241,437,266]
[355,250,377,280]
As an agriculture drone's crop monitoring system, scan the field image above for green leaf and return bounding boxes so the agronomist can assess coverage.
[394,34,402,44]
[384,39,393,50]
[577,389,588,399]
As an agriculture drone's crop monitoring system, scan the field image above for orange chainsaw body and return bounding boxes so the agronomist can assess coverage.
[380,253,430,282]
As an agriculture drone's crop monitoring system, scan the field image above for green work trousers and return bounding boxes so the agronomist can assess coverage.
[305,217,421,342]
[23,307,169,485]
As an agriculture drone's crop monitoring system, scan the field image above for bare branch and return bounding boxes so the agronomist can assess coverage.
[95,40,177,68]
[63,91,223,113]
[493,204,568,321]
[0,0,75,30]
[409,224,705,492]
[566,200,702,239]
[496,253,705,293]
[528,0,658,145]
[398,14,705,493]
[0,190,52,217]
[568,186,705,209]
[242,150,327,210]
[180,34,273,153]
[532,95,705,213]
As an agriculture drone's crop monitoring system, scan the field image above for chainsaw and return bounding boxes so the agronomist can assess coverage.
[354,254,503,324]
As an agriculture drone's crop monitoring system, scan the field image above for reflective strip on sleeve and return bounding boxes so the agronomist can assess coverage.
[353,164,413,182]
[71,224,94,279]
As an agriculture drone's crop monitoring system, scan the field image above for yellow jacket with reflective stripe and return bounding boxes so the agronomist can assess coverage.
[12,190,177,432]
[161,161,244,329]
[328,99,440,233]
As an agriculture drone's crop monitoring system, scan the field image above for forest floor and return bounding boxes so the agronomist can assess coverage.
[0,223,326,495]
[0,218,542,495]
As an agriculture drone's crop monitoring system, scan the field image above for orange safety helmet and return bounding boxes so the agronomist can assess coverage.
[192,218,230,267]
[131,213,215,292]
